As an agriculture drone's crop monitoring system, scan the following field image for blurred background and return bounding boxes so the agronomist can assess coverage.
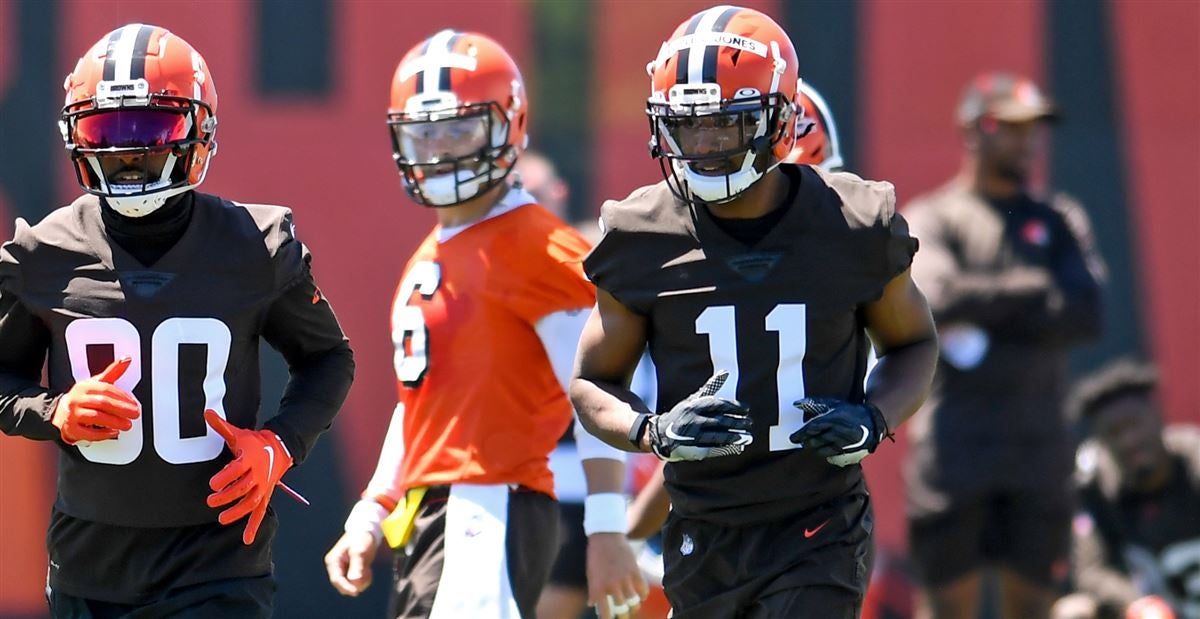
[0,0,1196,617]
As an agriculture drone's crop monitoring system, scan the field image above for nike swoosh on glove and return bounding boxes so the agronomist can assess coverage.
[52,357,141,444]
[205,409,299,545]
[789,398,891,467]
[648,371,753,462]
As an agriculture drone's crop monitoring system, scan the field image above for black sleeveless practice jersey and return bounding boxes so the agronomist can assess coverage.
[584,165,916,526]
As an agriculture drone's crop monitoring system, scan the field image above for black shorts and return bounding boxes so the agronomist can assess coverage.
[389,485,560,619]
[546,501,587,590]
[46,574,274,619]
[661,493,873,619]
[908,488,1072,588]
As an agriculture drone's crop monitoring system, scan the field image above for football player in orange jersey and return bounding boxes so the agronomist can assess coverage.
[322,31,646,619]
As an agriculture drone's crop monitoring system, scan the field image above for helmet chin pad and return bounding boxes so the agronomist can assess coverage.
[104,183,191,217]
[673,148,778,205]
[414,169,491,206]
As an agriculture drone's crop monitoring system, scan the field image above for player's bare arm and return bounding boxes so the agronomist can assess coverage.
[626,461,670,540]
[862,268,939,431]
[580,458,649,619]
[570,289,653,452]
[790,268,937,466]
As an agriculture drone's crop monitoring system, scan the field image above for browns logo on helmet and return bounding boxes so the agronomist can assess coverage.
[387,30,528,207]
[785,80,843,171]
[60,24,218,218]
[645,5,799,205]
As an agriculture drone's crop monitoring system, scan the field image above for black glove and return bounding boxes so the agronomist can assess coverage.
[648,371,753,462]
[789,398,891,466]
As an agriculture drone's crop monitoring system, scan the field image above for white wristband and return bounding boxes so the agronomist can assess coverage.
[583,493,627,536]
[344,499,390,544]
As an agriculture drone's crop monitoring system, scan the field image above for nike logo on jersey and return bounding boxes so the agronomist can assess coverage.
[804,519,830,538]
[844,426,870,450]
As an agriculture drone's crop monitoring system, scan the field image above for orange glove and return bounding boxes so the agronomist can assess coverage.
[205,409,300,545]
[52,357,140,444]
[1127,596,1176,619]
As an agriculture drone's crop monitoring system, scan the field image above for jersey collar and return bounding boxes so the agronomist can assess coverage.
[435,185,537,243]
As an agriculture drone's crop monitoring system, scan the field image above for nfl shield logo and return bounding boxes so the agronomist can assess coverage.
[680,533,694,556]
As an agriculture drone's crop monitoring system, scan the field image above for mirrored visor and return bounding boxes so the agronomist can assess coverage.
[74,109,190,149]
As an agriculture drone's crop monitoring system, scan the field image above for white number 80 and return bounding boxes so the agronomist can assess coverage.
[64,317,231,466]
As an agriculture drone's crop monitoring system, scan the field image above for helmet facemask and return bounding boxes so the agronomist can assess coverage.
[648,85,793,206]
[388,97,517,208]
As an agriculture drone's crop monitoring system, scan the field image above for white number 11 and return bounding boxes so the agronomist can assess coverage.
[696,304,808,452]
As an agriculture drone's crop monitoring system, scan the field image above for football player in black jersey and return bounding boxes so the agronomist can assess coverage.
[1053,360,1200,619]
[570,6,937,619]
[0,24,353,617]
[903,74,1105,619]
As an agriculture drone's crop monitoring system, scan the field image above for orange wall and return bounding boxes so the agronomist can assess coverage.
[1111,0,1200,428]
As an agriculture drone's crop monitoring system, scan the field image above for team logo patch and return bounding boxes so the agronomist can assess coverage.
[1021,219,1050,247]
[118,271,176,297]
[680,533,695,556]
[725,252,783,282]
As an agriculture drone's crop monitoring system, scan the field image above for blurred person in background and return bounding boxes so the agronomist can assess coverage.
[322,31,644,619]
[516,150,634,619]
[1051,359,1200,619]
[521,149,662,619]
[0,23,355,617]
[904,73,1107,619]
[516,151,571,224]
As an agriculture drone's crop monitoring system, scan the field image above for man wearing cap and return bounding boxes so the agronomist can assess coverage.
[903,73,1107,619]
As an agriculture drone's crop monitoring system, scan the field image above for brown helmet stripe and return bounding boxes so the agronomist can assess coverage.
[128,25,156,81]
[437,32,465,92]
[675,11,707,85]
[102,27,124,81]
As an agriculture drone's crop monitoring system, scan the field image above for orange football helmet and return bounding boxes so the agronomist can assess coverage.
[60,24,218,217]
[387,30,528,207]
[646,6,799,205]
[785,81,843,171]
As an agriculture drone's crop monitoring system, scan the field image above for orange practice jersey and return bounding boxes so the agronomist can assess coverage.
[390,199,594,497]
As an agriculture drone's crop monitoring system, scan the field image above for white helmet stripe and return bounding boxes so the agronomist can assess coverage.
[109,24,144,82]
[422,29,459,94]
[191,49,203,100]
[686,6,733,85]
